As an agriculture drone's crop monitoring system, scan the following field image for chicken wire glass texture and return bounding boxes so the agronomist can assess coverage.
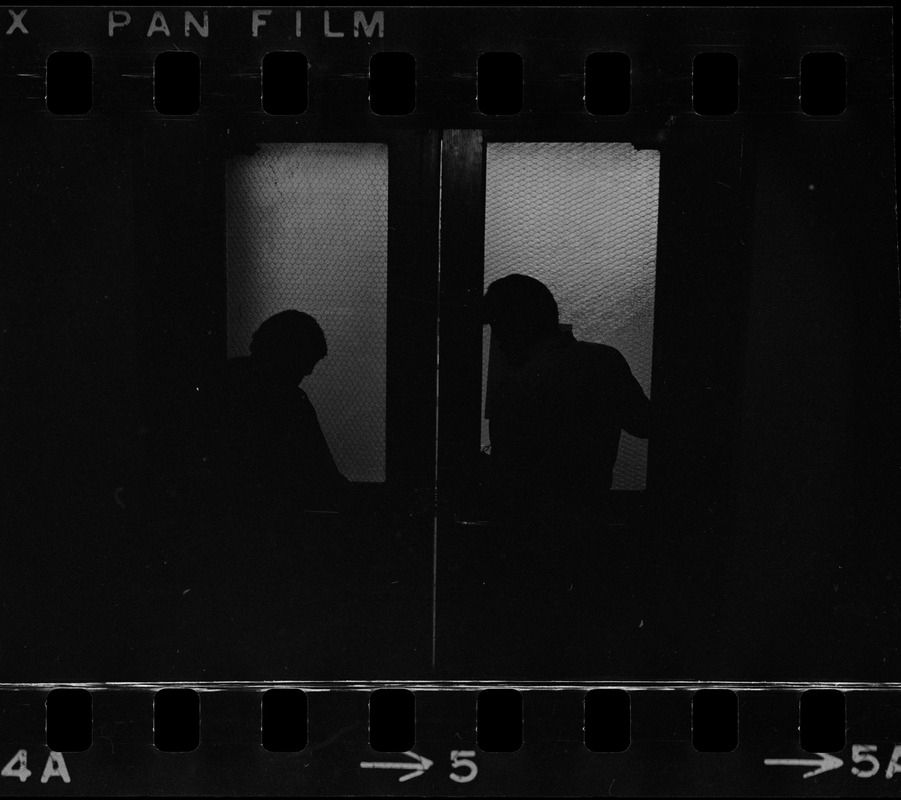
[483,142,660,490]
[226,143,388,483]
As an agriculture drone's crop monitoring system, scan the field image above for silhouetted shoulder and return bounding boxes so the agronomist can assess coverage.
[576,341,650,437]
[573,340,633,378]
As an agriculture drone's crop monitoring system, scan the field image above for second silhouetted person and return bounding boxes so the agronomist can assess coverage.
[482,274,651,516]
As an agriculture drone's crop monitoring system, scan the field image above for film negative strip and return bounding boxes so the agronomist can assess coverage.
[0,5,897,796]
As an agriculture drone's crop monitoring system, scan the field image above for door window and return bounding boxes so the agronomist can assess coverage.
[482,142,660,489]
[226,143,389,483]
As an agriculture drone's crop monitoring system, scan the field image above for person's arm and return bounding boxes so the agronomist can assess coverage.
[301,399,348,487]
[284,393,351,509]
[613,351,651,439]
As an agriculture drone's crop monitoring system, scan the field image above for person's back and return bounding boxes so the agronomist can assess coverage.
[200,311,348,513]
[216,357,344,496]
[483,275,650,515]
[474,275,652,672]
[489,330,649,509]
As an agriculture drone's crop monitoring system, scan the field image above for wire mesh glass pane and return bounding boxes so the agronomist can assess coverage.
[226,143,388,482]
[483,142,660,490]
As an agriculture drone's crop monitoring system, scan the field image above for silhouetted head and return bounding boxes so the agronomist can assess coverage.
[250,310,327,385]
[483,275,559,364]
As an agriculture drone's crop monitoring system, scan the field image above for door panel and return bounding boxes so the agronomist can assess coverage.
[434,133,665,676]
[142,131,442,680]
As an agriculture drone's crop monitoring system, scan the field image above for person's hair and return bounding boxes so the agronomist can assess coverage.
[482,274,559,335]
[250,310,327,362]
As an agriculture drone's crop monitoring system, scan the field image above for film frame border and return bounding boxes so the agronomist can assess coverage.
[0,5,897,797]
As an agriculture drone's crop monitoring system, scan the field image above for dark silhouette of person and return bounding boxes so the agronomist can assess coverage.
[482,274,651,517]
[199,310,349,514]
[460,274,653,674]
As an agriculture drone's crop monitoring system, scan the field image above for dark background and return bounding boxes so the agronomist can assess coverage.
[0,7,896,682]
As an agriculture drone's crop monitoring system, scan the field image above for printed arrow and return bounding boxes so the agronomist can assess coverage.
[360,751,433,782]
[764,753,843,778]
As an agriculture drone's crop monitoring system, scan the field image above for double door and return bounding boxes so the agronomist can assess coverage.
[224,128,661,676]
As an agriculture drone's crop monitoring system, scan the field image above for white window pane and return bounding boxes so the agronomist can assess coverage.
[483,142,660,490]
[227,143,388,482]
